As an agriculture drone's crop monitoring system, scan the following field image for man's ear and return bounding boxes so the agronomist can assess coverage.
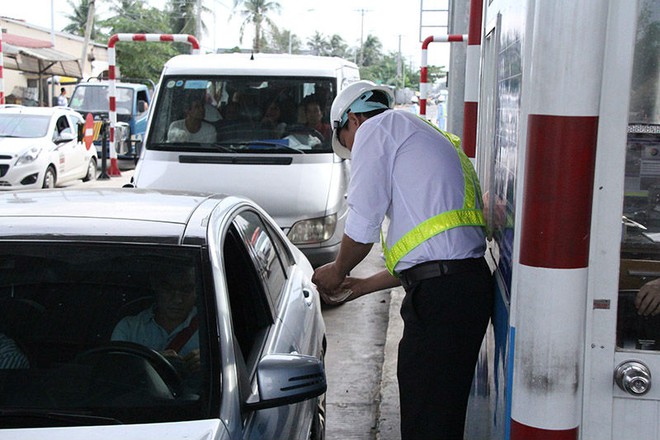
[347,112,361,128]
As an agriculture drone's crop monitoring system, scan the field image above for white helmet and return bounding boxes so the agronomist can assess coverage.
[330,80,394,159]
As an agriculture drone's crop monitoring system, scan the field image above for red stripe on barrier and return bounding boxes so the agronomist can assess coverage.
[519,114,598,269]
[160,34,174,42]
[511,420,578,440]
[468,0,483,45]
[449,34,465,42]
[132,34,147,41]
[108,34,119,48]
[463,101,478,158]
[108,65,115,80]
[109,96,116,112]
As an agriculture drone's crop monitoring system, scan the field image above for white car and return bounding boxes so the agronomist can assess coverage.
[0,105,98,190]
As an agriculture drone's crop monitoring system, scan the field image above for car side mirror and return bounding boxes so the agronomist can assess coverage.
[245,353,326,410]
[55,130,76,144]
[138,100,148,114]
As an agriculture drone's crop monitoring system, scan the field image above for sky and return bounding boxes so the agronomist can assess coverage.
[1,0,452,69]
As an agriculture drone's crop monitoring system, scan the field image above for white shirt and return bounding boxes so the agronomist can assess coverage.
[167,119,216,143]
[344,110,486,272]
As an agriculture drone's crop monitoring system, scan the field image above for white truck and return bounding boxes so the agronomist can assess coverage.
[132,53,359,266]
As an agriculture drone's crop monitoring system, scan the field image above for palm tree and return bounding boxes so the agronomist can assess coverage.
[306,32,329,56]
[167,0,211,38]
[63,0,99,39]
[360,34,383,67]
[232,0,281,53]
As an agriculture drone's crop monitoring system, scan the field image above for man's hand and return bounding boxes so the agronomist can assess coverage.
[161,348,201,373]
[312,262,346,294]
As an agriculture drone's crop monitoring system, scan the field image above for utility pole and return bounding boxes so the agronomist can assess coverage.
[196,0,202,41]
[359,9,365,65]
[81,0,95,78]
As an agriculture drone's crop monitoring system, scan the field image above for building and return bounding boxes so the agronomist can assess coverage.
[0,16,108,106]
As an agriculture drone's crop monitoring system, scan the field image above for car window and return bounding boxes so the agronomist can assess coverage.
[233,210,287,308]
[0,114,50,138]
[223,222,274,373]
[147,76,336,153]
[0,243,213,427]
[54,115,72,138]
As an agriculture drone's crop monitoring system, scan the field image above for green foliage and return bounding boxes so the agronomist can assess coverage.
[62,0,99,38]
[232,0,282,52]
[99,0,179,83]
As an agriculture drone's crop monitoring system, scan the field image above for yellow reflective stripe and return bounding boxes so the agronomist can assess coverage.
[384,208,485,273]
[382,126,486,275]
[93,121,103,141]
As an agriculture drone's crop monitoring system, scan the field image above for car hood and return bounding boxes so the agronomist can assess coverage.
[135,157,336,227]
[0,137,44,155]
[2,419,228,439]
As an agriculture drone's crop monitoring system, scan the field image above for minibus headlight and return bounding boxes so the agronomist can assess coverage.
[288,214,337,244]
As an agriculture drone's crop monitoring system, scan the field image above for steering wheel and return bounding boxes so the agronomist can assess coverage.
[76,341,183,396]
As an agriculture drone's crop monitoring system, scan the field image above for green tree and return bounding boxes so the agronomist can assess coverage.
[63,0,99,39]
[264,25,300,54]
[306,31,330,56]
[102,0,179,83]
[167,0,211,38]
[232,0,282,53]
[359,34,383,67]
[328,34,350,59]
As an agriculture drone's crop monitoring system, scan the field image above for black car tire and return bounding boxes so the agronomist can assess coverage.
[83,158,97,182]
[42,166,56,189]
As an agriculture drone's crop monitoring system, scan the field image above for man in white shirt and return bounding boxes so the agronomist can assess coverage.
[167,95,216,143]
[312,81,492,440]
[57,88,68,107]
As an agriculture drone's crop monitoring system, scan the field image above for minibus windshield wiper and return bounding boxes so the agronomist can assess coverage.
[218,140,305,154]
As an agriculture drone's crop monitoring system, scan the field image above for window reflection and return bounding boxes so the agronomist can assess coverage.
[617,0,660,351]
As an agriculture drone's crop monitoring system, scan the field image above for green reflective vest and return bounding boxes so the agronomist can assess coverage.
[382,126,486,275]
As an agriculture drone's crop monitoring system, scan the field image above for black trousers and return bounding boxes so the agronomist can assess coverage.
[397,260,493,440]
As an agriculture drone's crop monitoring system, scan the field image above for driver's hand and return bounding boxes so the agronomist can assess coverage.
[182,349,201,372]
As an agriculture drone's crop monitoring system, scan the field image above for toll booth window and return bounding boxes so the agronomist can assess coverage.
[616,0,660,351]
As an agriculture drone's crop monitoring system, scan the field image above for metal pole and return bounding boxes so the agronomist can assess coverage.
[98,118,110,180]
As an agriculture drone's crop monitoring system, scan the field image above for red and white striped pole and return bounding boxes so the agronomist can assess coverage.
[462,0,483,159]
[106,33,201,176]
[0,29,5,105]
[509,1,610,438]
[419,34,466,121]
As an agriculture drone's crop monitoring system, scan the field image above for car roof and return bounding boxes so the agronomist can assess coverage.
[0,105,73,116]
[163,53,359,77]
[0,189,241,245]
[74,81,148,90]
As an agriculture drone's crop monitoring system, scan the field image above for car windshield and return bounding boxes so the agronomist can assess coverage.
[0,243,216,427]
[0,114,50,138]
[69,86,134,116]
[147,76,336,153]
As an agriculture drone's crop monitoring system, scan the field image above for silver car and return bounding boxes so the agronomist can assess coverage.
[0,189,326,439]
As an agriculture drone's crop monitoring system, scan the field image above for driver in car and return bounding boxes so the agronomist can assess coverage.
[111,267,200,375]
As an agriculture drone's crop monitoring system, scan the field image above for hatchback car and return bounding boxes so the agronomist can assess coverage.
[0,189,326,439]
[0,105,98,190]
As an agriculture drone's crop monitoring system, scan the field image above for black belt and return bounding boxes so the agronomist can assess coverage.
[398,257,486,287]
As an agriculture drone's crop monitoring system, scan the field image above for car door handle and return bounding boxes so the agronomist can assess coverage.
[302,288,313,306]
